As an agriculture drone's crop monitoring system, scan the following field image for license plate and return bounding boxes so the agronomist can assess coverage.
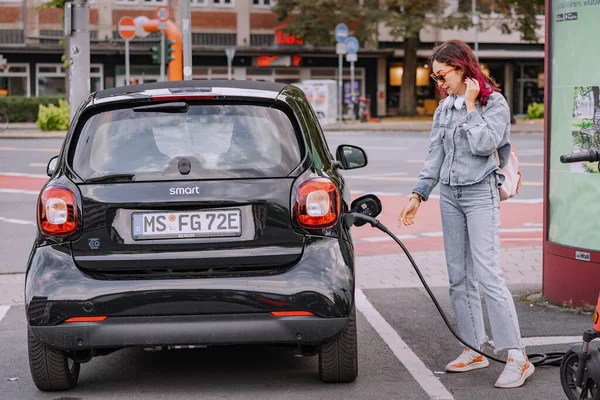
[132,209,242,240]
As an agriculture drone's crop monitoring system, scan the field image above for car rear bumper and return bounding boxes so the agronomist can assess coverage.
[25,237,355,349]
[29,313,348,351]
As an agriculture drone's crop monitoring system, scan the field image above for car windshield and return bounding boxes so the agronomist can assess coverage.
[70,104,304,181]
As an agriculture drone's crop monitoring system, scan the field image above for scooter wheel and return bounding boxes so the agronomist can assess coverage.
[561,349,600,400]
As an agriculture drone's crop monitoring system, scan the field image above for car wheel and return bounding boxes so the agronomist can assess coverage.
[27,327,80,391]
[318,307,358,383]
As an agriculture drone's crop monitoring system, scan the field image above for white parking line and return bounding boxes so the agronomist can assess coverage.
[0,217,35,226]
[0,188,40,195]
[356,289,454,400]
[0,147,60,153]
[0,171,48,179]
[489,336,582,348]
[522,336,582,347]
[0,306,10,323]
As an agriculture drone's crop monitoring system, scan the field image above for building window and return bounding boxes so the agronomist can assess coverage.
[213,0,234,7]
[91,64,104,93]
[36,64,66,96]
[192,67,229,80]
[36,63,103,96]
[191,0,208,5]
[252,0,273,7]
[0,30,24,44]
[0,64,30,97]
[192,33,236,46]
[115,0,138,4]
[250,34,274,47]
[141,0,166,4]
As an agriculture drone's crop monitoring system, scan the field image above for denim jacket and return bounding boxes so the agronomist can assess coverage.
[412,91,512,201]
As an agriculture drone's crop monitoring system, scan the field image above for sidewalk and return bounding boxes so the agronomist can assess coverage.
[356,246,542,291]
[0,123,66,138]
[0,246,542,306]
[0,118,544,138]
[323,117,544,134]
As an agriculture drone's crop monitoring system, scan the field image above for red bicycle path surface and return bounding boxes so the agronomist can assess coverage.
[1,174,542,256]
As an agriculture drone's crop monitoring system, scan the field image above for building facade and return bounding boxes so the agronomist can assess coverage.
[0,0,544,117]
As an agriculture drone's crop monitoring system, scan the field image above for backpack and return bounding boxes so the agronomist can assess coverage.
[496,145,522,201]
[482,103,522,201]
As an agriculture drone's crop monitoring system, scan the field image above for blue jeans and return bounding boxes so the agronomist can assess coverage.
[440,174,523,351]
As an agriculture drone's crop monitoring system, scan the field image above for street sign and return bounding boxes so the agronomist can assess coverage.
[117,16,136,40]
[336,42,347,55]
[134,16,150,38]
[346,36,359,54]
[334,23,349,43]
[225,46,236,59]
[155,5,172,22]
[225,46,236,80]
[157,22,168,30]
[346,53,357,62]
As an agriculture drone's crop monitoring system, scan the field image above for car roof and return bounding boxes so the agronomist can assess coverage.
[94,80,289,100]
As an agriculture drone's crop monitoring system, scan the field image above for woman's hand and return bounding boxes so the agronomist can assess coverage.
[398,196,421,227]
[464,77,480,106]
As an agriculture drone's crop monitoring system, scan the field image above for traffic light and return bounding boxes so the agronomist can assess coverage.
[151,43,161,65]
[151,38,175,64]
[151,39,175,65]
[165,39,175,63]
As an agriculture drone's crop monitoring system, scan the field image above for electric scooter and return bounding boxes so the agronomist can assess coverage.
[558,149,600,400]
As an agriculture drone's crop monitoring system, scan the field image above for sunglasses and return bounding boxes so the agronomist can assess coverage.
[430,67,456,83]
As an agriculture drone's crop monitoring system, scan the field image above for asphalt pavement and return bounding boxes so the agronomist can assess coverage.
[0,130,587,400]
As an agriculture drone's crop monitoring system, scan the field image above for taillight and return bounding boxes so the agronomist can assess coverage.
[295,178,340,228]
[64,316,107,323]
[37,187,78,236]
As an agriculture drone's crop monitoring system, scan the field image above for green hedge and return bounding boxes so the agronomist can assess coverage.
[527,102,544,119]
[0,96,65,123]
[37,99,70,131]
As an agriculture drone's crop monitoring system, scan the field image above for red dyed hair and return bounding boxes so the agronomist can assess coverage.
[430,40,500,106]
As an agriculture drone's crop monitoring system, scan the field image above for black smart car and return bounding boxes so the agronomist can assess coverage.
[26,80,380,391]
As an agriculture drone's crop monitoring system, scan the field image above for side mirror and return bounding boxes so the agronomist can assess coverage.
[349,194,382,227]
[335,144,367,170]
[47,156,58,177]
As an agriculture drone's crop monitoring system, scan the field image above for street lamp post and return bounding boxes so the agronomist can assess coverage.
[181,0,192,80]
[472,0,479,60]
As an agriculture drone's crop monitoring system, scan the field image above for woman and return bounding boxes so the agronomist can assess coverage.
[398,40,534,389]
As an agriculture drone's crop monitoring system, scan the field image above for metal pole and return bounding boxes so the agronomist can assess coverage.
[68,0,90,122]
[125,40,130,85]
[472,0,479,60]
[350,61,355,107]
[227,57,232,80]
[338,54,343,121]
[160,30,165,82]
[182,0,192,80]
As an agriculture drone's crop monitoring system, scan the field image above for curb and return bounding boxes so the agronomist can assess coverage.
[0,131,67,139]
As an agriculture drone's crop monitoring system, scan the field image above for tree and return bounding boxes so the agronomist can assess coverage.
[274,0,544,116]
[273,0,380,48]
[36,0,69,10]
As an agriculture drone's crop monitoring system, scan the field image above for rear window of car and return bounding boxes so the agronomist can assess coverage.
[70,104,304,181]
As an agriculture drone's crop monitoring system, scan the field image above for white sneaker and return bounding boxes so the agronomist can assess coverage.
[495,357,535,388]
[445,347,490,372]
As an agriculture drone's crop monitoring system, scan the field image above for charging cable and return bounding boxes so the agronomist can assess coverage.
[348,213,566,367]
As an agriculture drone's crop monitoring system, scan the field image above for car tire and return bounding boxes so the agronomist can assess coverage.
[318,307,358,383]
[27,327,80,391]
